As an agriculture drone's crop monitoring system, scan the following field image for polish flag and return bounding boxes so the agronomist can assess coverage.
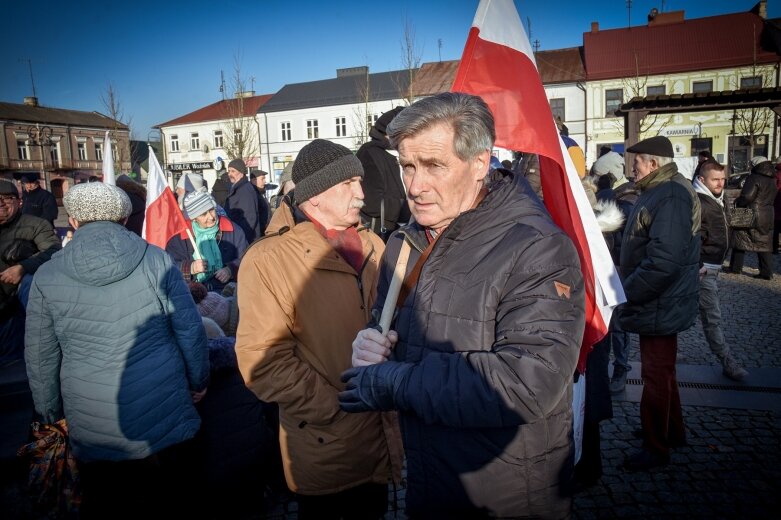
[452,0,625,373]
[142,145,188,249]
[102,130,116,185]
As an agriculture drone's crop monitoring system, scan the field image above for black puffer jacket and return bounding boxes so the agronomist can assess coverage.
[732,161,778,252]
[357,128,410,237]
[378,169,585,518]
[619,162,701,335]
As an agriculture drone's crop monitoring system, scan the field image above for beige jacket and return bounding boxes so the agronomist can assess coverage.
[236,204,402,494]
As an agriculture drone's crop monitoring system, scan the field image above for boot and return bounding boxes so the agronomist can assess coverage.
[721,353,748,381]
[609,366,627,394]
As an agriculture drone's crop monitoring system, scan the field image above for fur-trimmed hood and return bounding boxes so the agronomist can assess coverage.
[593,199,625,233]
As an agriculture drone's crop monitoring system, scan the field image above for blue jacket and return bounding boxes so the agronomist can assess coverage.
[25,221,209,463]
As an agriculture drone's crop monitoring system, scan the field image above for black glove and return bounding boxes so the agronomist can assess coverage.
[338,362,411,413]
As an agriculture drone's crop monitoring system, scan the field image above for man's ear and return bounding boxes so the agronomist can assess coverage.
[473,150,490,182]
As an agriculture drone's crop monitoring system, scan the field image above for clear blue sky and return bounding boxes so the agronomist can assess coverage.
[2,0,776,139]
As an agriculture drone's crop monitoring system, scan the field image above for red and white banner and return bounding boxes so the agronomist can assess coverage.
[452,0,625,372]
[142,145,188,249]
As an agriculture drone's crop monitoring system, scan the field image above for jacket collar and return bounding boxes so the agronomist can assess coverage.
[636,162,679,192]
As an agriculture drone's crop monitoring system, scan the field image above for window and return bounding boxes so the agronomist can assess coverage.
[366,113,379,129]
[335,116,347,137]
[17,140,28,160]
[50,144,59,164]
[95,142,103,161]
[605,89,623,117]
[234,128,242,142]
[647,85,666,96]
[740,76,762,89]
[213,130,224,148]
[549,98,565,122]
[280,122,291,142]
[190,133,200,150]
[170,134,180,152]
[77,142,87,160]
[692,80,713,93]
[306,119,319,139]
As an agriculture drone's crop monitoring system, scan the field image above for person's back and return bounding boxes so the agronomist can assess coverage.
[357,106,410,238]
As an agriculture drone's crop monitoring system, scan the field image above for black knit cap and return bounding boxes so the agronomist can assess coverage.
[626,136,674,158]
[292,139,364,202]
[227,158,247,176]
[374,106,404,135]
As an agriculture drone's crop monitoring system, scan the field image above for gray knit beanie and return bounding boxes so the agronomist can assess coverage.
[184,190,216,220]
[64,182,132,223]
[292,139,364,202]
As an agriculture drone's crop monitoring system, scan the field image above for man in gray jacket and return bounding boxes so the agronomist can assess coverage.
[619,136,701,471]
[25,182,209,518]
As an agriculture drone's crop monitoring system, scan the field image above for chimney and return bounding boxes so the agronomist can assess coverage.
[591,22,599,33]
[23,96,39,107]
[751,1,768,19]
[234,91,255,98]
[648,10,685,26]
[337,66,369,78]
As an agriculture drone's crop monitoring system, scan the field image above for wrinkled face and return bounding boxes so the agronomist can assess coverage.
[632,154,657,182]
[0,195,20,225]
[397,123,488,233]
[699,168,726,197]
[309,176,365,230]
[227,167,244,184]
[193,208,217,228]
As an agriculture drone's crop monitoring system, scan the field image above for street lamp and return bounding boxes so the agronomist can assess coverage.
[26,124,53,189]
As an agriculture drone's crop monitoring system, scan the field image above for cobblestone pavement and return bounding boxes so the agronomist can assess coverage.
[3,255,780,519]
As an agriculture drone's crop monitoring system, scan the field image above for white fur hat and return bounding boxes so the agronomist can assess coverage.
[64,182,132,223]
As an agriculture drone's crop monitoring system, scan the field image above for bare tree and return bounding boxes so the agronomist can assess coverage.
[731,64,774,158]
[611,54,671,138]
[220,54,259,161]
[352,66,372,149]
[101,83,132,171]
[397,16,423,105]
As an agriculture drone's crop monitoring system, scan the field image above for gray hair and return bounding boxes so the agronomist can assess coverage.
[637,154,674,168]
[387,92,495,161]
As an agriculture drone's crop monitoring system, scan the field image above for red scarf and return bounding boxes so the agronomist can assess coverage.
[305,213,365,273]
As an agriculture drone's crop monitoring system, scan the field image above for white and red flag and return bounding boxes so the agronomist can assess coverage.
[451,0,625,373]
[142,145,188,249]
[102,130,116,185]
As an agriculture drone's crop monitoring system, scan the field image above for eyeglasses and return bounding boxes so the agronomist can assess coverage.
[0,195,18,204]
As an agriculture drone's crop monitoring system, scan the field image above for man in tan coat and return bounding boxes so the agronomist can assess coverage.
[236,139,401,519]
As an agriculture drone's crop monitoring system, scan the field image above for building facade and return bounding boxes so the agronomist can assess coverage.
[0,97,129,203]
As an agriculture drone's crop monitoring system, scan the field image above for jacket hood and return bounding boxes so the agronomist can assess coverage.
[751,161,776,178]
[59,221,147,286]
[692,177,724,206]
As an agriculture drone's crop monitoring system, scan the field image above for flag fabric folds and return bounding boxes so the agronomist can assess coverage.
[102,130,116,186]
[451,0,625,373]
[142,145,188,249]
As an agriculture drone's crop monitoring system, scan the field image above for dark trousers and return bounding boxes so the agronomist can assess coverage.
[773,219,780,253]
[296,482,388,520]
[730,249,774,278]
[79,437,203,520]
[639,334,686,457]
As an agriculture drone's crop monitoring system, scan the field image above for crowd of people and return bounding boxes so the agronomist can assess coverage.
[1,91,779,518]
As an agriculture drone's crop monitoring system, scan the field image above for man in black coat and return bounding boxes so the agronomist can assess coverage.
[619,136,701,471]
[20,172,58,227]
[223,159,269,243]
[692,161,748,381]
[356,106,410,240]
[339,93,585,518]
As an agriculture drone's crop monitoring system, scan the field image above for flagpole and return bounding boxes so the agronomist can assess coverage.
[186,228,202,260]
